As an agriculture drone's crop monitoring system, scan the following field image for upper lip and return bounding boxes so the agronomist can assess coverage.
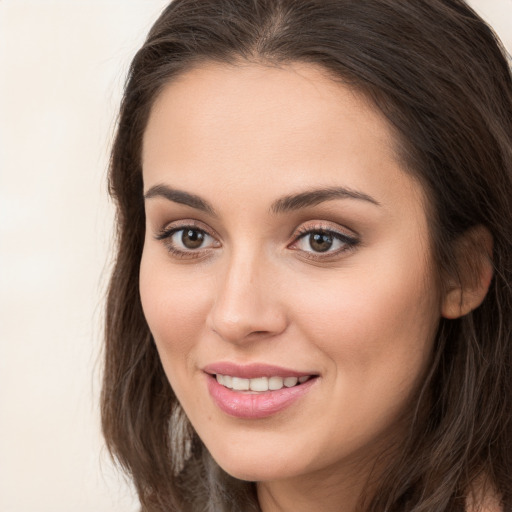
[202,362,317,379]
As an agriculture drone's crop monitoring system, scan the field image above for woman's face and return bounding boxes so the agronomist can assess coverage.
[140,62,442,485]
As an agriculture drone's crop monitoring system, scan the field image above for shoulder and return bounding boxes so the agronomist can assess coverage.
[466,474,503,512]
[466,500,502,512]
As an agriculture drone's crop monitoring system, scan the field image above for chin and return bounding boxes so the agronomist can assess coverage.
[205,439,310,483]
[216,459,289,483]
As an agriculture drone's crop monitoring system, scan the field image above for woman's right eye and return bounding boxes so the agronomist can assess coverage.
[156,225,220,258]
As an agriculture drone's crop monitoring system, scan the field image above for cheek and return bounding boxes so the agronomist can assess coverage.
[283,261,439,462]
[139,248,211,361]
[289,250,440,380]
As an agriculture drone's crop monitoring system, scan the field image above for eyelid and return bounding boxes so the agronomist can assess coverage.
[154,218,359,260]
[288,221,360,259]
[155,219,218,240]
[291,220,359,241]
[154,219,221,259]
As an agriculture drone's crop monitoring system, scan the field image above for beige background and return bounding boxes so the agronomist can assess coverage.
[0,1,510,511]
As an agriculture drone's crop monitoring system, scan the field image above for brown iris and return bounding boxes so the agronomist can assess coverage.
[181,229,205,249]
[309,231,334,252]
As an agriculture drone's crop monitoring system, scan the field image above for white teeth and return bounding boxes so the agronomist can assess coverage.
[216,374,311,391]
[216,374,233,388]
[249,377,268,392]
[268,376,284,390]
[231,377,250,391]
[284,377,298,387]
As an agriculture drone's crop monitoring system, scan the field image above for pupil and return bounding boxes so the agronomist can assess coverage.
[310,232,333,252]
[182,229,204,249]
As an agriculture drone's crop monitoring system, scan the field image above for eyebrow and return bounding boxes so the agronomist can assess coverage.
[144,184,216,216]
[270,186,380,214]
[143,184,380,216]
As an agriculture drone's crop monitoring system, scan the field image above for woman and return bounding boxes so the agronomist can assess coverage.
[101,0,512,510]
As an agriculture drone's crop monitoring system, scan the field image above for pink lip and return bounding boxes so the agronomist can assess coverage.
[203,362,314,379]
[203,363,318,419]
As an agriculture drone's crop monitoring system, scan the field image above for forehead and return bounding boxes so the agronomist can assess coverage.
[142,61,424,213]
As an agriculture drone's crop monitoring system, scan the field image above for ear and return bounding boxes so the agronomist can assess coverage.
[441,225,494,319]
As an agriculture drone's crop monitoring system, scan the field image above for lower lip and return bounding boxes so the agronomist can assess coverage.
[206,374,317,419]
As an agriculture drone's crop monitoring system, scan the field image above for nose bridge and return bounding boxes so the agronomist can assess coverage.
[207,243,286,343]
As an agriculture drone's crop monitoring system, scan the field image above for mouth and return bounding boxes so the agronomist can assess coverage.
[203,363,319,419]
[213,373,315,393]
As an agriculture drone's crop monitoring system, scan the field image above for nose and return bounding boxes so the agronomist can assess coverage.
[206,250,288,345]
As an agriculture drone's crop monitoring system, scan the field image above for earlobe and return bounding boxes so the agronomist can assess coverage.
[441,225,494,319]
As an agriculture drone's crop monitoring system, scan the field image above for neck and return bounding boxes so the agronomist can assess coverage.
[256,411,412,512]
[256,457,379,512]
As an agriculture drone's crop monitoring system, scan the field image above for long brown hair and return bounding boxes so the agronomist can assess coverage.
[101,1,512,510]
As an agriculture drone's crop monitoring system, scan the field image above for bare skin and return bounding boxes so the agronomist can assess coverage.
[140,61,493,512]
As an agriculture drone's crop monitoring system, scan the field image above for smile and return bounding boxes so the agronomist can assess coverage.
[215,374,312,392]
[204,365,318,419]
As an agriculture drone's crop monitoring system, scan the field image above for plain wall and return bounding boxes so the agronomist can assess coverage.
[0,1,510,511]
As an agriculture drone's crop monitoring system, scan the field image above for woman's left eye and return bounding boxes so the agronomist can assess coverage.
[290,227,359,257]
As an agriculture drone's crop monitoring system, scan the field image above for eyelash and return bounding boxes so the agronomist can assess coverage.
[155,221,360,261]
[291,224,360,260]
[155,221,218,260]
